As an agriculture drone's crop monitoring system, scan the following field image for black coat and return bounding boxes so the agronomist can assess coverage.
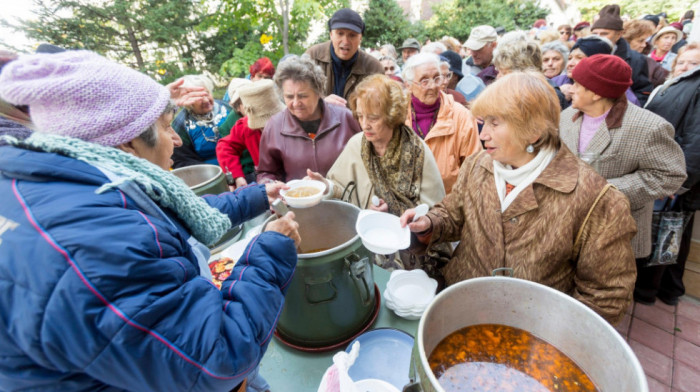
[646,67,700,210]
[615,38,654,106]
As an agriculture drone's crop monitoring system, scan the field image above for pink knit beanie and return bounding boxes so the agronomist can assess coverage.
[0,50,170,146]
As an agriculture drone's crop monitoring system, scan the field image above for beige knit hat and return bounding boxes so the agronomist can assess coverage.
[226,78,251,107]
[238,79,285,130]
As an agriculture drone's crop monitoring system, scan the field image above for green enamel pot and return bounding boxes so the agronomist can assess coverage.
[264,200,377,349]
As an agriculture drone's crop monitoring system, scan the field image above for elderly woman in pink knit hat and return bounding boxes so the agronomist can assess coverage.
[558,54,686,303]
[0,50,299,391]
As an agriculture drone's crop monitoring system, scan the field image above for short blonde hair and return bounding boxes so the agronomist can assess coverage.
[440,36,461,52]
[493,39,542,73]
[471,71,560,152]
[538,29,560,45]
[349,74,407,129]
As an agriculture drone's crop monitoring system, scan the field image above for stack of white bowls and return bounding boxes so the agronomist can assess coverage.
[383,270,437,320]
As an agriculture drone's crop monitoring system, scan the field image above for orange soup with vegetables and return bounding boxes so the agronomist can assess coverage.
[286,186,320,198]
[428,324,599,392]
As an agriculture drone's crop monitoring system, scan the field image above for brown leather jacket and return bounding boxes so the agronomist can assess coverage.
[305,41,384,100]
[256,99,361,182]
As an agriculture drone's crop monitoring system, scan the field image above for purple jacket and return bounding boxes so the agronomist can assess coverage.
[256,100,361,182]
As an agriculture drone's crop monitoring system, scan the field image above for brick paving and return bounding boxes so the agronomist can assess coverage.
[619,296,700,392]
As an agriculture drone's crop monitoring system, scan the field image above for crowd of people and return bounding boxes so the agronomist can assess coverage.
[0,3,697,391]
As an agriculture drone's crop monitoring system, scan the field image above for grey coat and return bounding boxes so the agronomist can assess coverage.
[559,98,686,258]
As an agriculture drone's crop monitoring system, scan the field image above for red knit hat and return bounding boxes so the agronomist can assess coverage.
[571,54,632,99]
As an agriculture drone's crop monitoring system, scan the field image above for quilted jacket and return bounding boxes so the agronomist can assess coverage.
[0,145,297,391]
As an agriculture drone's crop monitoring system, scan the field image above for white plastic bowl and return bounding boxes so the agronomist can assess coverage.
[384,270,437,319]
[355,210,410,255]
[280,179,326,208]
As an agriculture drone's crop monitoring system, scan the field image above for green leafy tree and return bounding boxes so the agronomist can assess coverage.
[2,0,203,78]
[362,0,412,48]
[427,0,548,41]
[211,0,349,79]
[576,0,699,23]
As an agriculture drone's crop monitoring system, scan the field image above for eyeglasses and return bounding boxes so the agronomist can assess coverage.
[413,75,444,88]
[440,72,453,80]
[384,66,395,71]
[559,31,570,35]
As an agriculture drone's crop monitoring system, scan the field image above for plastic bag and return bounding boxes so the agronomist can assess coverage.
[317,341,361,392]
[644,198,692,267]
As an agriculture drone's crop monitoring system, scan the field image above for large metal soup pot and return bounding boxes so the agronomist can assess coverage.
[171,164,229,196]
[171,164,240,252]
[264,200,377,349]
[405,277,647,392]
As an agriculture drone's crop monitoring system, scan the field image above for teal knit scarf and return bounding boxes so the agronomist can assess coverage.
[2,133,231,246]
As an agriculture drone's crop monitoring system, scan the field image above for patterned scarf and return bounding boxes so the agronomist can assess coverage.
[361,124,424,216]
[1,133,231,246]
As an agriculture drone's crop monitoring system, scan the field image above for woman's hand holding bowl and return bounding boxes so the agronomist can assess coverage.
[369,198,388,212]
[400,208,432,233]
[304,169,330,195]
[265,181,289,203]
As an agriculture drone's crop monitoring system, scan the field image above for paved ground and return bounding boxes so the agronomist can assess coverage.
[616,296,700,392]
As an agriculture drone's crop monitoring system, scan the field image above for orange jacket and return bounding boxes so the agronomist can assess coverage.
[405,91,482,193]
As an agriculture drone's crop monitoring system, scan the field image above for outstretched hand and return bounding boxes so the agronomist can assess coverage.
[166,79,207,99]
[369,198,388,212]
[264,211,301,247]
[265,181,289,204]
[304,169,330,194]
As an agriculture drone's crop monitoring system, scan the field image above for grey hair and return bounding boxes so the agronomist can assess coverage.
[421,42,447,55]
[273,54,327,97]
[498,30,529,47]
[402,52,441,83]
[541,40,570,68]
[380,44,398,59]
[379,56,398,66]
[493,38,542,72]
[137,101,177,148]
[178,74,214,95]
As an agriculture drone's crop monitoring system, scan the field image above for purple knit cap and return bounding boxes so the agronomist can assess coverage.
[0,50,170,146]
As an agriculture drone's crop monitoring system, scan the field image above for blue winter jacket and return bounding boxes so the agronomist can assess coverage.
[0,145,297,391]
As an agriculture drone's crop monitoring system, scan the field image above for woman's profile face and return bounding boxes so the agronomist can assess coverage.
[125,112,182,170]
[628,35,650,53]
[566,48,587,78]
[281,79,321,122]
[479,116,533,168]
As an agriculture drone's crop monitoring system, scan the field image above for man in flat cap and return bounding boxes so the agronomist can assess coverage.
[398,38,421,64]
[306,8,383,105]
[591,4,654,105]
